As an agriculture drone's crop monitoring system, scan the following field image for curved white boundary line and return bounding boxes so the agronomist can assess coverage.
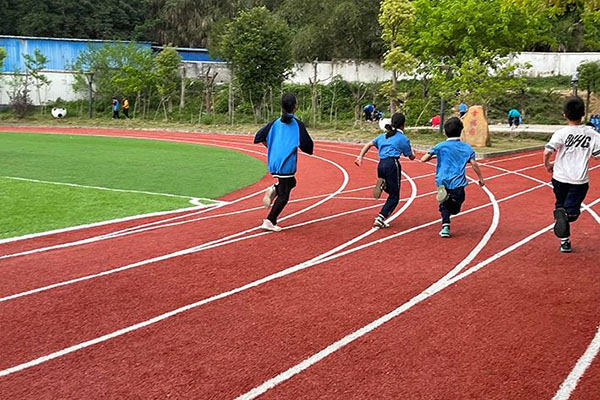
[0,141,347,260]
[235,169,500,400]
[1,176,222,206]
[0,182,540,378]
[551,199,600,400]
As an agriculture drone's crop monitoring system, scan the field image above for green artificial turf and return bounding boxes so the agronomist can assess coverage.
[0,132,266,239]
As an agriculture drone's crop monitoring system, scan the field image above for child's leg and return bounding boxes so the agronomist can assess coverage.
[439,187,466,224]
[552,179,571,238]
[267,177,297,225]
[378,159,401,219]
[564,183,589,222]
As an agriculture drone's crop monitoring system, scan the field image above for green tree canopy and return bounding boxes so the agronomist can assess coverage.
[215,7,293,117]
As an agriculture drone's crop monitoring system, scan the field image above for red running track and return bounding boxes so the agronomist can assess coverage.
[0,126,599,399]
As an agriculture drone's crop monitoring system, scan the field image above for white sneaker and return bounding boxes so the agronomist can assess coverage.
[263,185,277,208]
[260,219,282,232]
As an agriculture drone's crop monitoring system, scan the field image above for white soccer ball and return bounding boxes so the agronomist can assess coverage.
[51,107,67,119]
[379,118,391,131]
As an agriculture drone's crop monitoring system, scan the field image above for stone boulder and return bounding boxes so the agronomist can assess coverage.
[460,105,491,147]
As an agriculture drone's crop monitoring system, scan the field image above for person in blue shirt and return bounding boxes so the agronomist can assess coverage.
[363,103,376,122]
[355,113,416,229]
[112,97,120,119]
[254,94,314,232]
[459,102,468,118]
[421,117,485,238]
[508,108,521,128]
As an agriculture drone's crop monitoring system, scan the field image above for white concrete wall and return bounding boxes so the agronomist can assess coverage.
[510,52,600,77]
[4,52,600,106]
[0,71,83,105]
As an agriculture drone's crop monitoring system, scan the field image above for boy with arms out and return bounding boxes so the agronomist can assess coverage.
[355,113,416,229]
[544,97,600,253]
[254,94,314,232]
[421,117,485,238]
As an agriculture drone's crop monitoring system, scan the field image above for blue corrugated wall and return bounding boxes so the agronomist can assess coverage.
[0,36,154,72]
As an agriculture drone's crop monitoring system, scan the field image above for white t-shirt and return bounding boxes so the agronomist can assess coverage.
[545,125,600,185]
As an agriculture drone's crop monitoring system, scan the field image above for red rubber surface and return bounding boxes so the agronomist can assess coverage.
[0,126,598,399]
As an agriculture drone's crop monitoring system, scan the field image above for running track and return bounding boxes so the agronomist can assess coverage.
[0,126,599,399]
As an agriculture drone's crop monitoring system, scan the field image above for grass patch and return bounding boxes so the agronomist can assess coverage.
[0,132,266,239]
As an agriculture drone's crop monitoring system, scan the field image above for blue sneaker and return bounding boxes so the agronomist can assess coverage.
[439,225,451,238]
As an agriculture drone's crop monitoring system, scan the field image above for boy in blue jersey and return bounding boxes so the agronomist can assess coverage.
[421,117,485,238]
[355,113,416,229]
[254,94,314,232]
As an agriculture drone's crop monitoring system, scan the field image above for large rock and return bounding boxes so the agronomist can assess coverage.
[460,105,491,147]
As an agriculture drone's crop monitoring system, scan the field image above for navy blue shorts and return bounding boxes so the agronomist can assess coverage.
[552,179,589,222]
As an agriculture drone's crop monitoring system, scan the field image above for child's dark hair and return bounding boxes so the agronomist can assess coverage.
[563,96,585,121]
[385,113,406,138]
[281,94,297,123]
[444,117,463,138]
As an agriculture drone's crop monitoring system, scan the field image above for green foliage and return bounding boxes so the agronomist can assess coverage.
[72,42,156,110]
[23,49,51,105]
[154,47,181,99]
[0,0,149,40]
[410,0,548,67]
[0,47,6,69]
[578,61,600,93]
[379,0,416,74]
[217,7,293,117]
[275,0,384,61]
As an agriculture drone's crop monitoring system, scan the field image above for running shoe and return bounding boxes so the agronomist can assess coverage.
[260,219,282,232]
[553,208,570,238]
[263,185,277,208]
[436,185,449,203]
[439,225,451,238]
[373,178,386,199]
[373,215,390,229]
[560,239,572,253]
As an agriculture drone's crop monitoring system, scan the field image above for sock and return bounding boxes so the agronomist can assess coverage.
[561,237,570,243]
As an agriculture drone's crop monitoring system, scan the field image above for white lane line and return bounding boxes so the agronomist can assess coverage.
[1,176,221,206]
[0,160,543,261]
[5,183,551,379]
[0,140,270,246]
[0,187,267,260]
[0,154,406,302]
[0,141,346,258]
[552,324,600,400]
[236,220,563,400]
[0,204,211,245]
[551,196,600,400]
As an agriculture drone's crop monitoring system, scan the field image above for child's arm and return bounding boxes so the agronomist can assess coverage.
[421,153,433,163]
[407,149,416,161]
[543,149,554,173]
[469,159,485,187]
[355,141,374,166]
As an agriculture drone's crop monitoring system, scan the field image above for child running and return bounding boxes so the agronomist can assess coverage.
[421,117,485,238]
[544,96,600,253]
[355,113,416,229]
[254,94,314,232]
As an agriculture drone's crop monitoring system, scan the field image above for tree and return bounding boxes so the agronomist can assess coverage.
[154,46,181,116]
[578,61,600,120]
[408,0,547,70]
[72,43,155,116]
[216,7,293,121]
[23,49,51,110]
[379,0,416,113]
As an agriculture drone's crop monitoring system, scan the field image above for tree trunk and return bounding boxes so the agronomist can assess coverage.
[586,87,591,122]
[179,66,186,110]
[391,71,398,114]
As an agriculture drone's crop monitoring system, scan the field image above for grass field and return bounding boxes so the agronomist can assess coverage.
[0,132,266,239]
